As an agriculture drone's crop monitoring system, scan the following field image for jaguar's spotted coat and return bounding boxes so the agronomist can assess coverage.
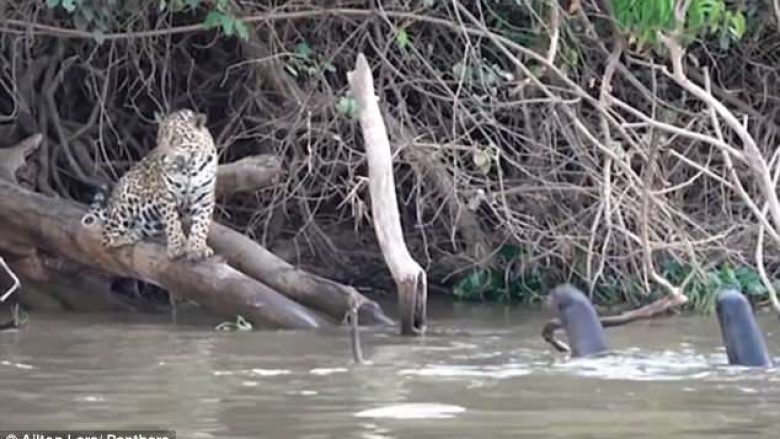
[82,109,218,261]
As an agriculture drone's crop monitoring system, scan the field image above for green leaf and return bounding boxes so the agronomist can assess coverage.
[62,0,76,12]
[336,96,358,118]
[45,0,61,8]
[729,12,746,38]
[234,20,250,41]
[185,0,201,8]
[396,28,410,49]
[220,14,235,37]
[215,0,230,12]
[295,41,312,59]
[203,11,222,29]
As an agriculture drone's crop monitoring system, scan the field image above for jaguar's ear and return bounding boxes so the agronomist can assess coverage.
[195,112,207,128]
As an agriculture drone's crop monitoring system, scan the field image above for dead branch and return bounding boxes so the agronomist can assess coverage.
[0,134,43,183]
[0,178,331,329]
[216,154,283,197]
[347,53,428,336]
[542,294,689,354]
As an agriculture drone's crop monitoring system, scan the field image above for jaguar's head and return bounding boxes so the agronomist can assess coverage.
[155,108,208,146]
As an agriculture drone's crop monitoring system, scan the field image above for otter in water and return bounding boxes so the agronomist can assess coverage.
[715,289,773,367]
[549,283,609,358]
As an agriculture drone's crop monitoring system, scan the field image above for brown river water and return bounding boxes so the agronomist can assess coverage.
[1,298,779,438]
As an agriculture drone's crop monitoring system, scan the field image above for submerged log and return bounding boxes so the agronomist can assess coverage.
[348,53,428,336]
[0,178,331,329]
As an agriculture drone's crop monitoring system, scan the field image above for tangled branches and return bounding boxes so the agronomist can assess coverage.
[1,0,779,310]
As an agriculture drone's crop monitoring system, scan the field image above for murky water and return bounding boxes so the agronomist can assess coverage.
[1,299,779,438]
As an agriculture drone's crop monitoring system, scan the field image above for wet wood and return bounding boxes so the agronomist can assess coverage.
[0,179,331,329]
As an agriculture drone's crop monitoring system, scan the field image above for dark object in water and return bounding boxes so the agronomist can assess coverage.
[549,284,609,358]
[715,289,773,367]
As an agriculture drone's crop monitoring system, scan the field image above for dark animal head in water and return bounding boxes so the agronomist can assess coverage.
[549,284,609,358]
[715,289,773,368]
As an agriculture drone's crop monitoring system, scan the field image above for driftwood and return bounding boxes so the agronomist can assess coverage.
[347,53,428,336]
[0,178,332,329]
[541,294,689,354]
[216,154,283,197]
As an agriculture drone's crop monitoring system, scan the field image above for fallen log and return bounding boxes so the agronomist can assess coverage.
[216,154,283,197]
[0,178,331,329]
[209,224,394,325]
[348,53,428,335]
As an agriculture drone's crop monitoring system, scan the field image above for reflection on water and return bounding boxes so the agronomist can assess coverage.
[0,300,779,438]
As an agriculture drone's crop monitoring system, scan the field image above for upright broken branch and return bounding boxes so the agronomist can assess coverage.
[347,53,428,336]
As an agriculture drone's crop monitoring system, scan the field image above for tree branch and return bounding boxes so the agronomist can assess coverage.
[347,53,427,336]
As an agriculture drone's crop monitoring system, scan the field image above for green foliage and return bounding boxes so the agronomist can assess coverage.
[611,0,747,49]
[200,0,249,41]
[662,260,773,313]
[396,28,411,50]
[453,249,775,312]
[45,0,250,42]
[452,244,549,304]
[335,96,358,119]
[284,41,337,79]
[215,314,253,331]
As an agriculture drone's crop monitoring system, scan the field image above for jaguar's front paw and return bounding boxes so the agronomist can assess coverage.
[166,243,187,259]
[184,242,215,261]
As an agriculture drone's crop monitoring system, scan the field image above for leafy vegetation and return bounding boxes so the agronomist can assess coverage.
[454,252,775,313]
[611,0,747,49]
[45,0,250,41]
[453,245,549,305]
